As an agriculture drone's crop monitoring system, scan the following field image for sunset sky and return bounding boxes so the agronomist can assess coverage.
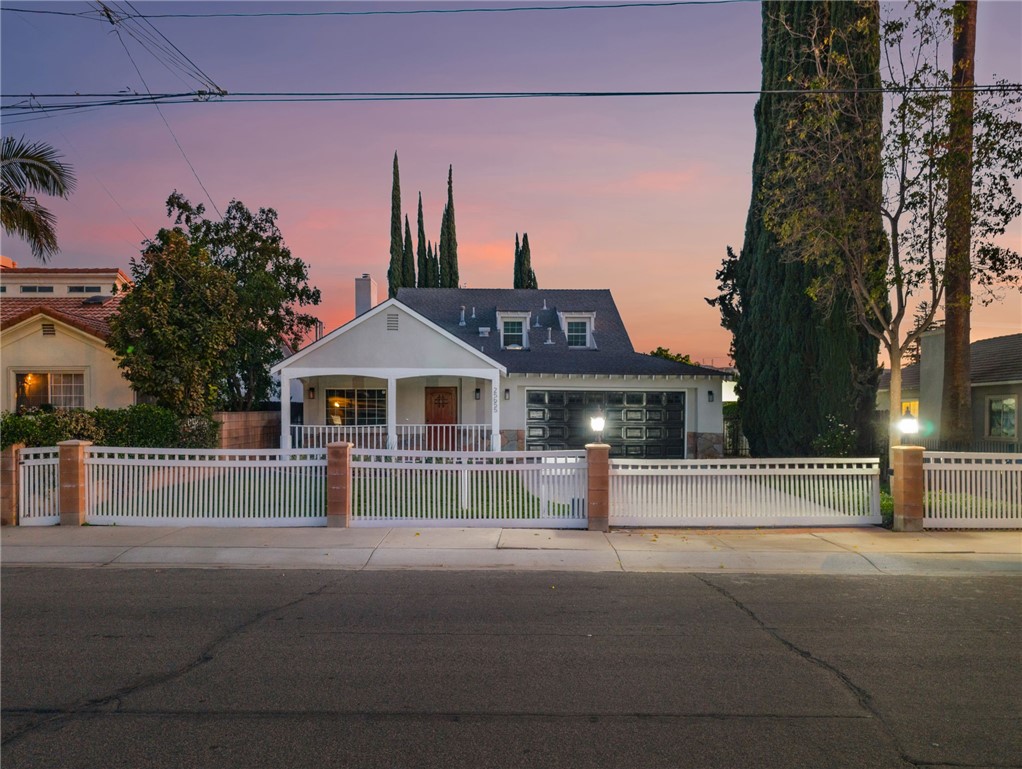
[2,0,1020,365]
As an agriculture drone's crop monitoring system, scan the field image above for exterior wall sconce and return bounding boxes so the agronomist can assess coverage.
[474,388,481,400]
[308,387,315,400]
[503,388,510,401]
[708,390,714,402]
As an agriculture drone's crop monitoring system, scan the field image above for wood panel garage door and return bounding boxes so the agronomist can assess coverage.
[525,390,686,458]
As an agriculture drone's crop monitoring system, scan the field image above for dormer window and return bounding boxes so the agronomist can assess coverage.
[559,312,596,349]
[497,312,530,349]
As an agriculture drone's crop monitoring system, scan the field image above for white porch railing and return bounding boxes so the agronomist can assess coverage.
[350,448,587,527]
[291,424,495,451]
[84,447,328,526]
[923,452,1022,529]
[18,447,60,525]
[609,457,882,527]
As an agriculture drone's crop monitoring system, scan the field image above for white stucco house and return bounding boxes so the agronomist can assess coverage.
[272,279,727,458]
[0,262,135,412]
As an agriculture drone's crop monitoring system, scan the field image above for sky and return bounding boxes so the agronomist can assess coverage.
[2,0,1020,367]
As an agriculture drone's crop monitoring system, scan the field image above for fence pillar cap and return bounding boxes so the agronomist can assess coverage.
[584,443,611,450]
[57,440,93,447]
[326,441,353,449]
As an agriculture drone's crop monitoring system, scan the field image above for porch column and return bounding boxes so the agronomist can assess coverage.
[387,377,397,449]
[280,373,292,449]
[490,374,501,451]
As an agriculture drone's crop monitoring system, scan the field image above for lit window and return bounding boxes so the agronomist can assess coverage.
[503,320,524,348]
[900,400,919,417]
[988,397,1017,438]
[567,320,589,348]
[15,372,84,411]
[325,389,386,426]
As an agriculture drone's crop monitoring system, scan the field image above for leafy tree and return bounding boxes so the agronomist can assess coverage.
[109,228,238,417]
[388,151,403,298]
[760,0,1022,453]
[1,135,76,261]
[941,0,978,443]
[709,0,883,457]
[165,192,321,411]
[438,165,459,287]
[402,214,416,288]
[416,193,429,287]
[649,347,693,364]
[514,232,539,288]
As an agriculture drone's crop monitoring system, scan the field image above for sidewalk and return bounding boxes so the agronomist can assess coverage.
[2,525,1020,574]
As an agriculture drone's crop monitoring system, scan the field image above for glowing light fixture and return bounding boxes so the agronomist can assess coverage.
[898,407,919,435]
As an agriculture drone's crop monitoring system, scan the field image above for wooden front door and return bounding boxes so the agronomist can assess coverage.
[425,387,457,450]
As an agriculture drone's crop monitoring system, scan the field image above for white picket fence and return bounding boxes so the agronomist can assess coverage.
[609,458,882,527]
[84,447,328,526]
[923,452,1022,529]
[17,447,60,526]
[351,448,587,527]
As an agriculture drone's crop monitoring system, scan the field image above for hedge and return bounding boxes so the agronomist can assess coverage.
[1,405,217,450]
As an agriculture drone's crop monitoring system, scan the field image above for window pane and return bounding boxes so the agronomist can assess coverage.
[567,320,588,347]
[989,397,1017,438]
[325,389,387,426]
[503,320,523,347]
[50,373,85,409]
[15,373,49,411]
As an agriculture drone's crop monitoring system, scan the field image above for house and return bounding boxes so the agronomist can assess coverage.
[272,276,727,457]
[0,260,134,412]
[878,328,1020,447]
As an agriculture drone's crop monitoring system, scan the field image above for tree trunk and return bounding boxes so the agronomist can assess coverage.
[941,0,977,445]
[888,343,904,470]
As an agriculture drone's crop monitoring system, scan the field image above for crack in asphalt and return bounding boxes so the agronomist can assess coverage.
[693,574,926,769]
[0,572,352,748]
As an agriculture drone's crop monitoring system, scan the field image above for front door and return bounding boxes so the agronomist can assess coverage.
[425,387,458,450]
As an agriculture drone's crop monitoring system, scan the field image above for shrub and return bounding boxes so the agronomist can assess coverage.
[811,415,859,457]
[177,415,218,449]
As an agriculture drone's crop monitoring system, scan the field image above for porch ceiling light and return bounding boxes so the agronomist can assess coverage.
[898,407,919,435]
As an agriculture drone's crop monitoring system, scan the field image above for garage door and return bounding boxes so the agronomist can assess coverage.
[525,390,686,458]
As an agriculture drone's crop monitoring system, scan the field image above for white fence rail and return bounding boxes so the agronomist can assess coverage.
[351,448,587,527]
[610,458,882,527]
[923,452,1022,529]
[292,424,495,451]
[18,447,60,525]
[84,447,328,526]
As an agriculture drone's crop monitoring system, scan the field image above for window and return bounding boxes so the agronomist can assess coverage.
[988,397,1017,438]
[566,320,590,348]
[325,389,386,426]
[68,285,102,294]
[900,400,919,417]
[503,320,524,348]
[20,285,54,293]
[15,372,84,411]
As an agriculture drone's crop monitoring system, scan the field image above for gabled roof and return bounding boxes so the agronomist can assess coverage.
[0,296,124,341]
[879,332,1022,390]
[272,297,507,374]
[397,288,723,377]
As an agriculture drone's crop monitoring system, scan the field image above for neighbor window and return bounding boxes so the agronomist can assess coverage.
[15,372,84,411]
[502,320,524,348]
[325,389,386,426]
[20,285,54,293]
[68,285,102,294]
[987,397,1017,438]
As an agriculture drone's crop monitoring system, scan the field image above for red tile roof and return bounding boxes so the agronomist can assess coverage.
[0,266,131,283]
[0,296,124,341]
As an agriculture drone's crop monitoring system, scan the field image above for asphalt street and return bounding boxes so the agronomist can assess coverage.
[2,568,1019,769]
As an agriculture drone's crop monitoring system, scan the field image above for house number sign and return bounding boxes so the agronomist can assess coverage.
[492,385,499,414]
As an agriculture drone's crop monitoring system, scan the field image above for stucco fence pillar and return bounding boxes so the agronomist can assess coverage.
[1,443,25,526]
[326,442,353,528]
[891,445,924,532]
[59,440,91,527]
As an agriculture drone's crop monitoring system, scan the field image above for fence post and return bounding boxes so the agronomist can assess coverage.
[586,443,611,532]
[891,445,924,532]
[58,440,91,527]
[1,443,25,526]
[327,441,353,527]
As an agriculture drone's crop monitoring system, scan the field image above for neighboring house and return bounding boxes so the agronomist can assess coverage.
[272,277,727,457]
[0,261,134,412]
[878,328,1020,447]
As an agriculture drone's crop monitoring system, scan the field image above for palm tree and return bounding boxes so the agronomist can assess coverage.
[1,135,76,261]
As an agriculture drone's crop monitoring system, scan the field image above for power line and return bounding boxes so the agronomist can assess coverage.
[3,1,757,22]
[4,83,1020,114]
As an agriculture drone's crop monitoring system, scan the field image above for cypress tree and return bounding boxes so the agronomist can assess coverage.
[426,241,438,287]
[513,233,522,287]
[387,152,403,298]
[517,232,538,289]
[402,214,415,288]
[439,165,459,288]
[710,1,881,456]
[416,193,429,288]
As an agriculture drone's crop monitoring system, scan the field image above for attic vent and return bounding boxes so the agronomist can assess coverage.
[479,327,490,338]
[386,313,399,331]
[41,323,56,336]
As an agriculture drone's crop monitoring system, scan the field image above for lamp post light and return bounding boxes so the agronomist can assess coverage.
[898,406,920,437]
[590,409,606,444]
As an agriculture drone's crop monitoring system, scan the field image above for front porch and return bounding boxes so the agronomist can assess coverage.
[292,423,495,451]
